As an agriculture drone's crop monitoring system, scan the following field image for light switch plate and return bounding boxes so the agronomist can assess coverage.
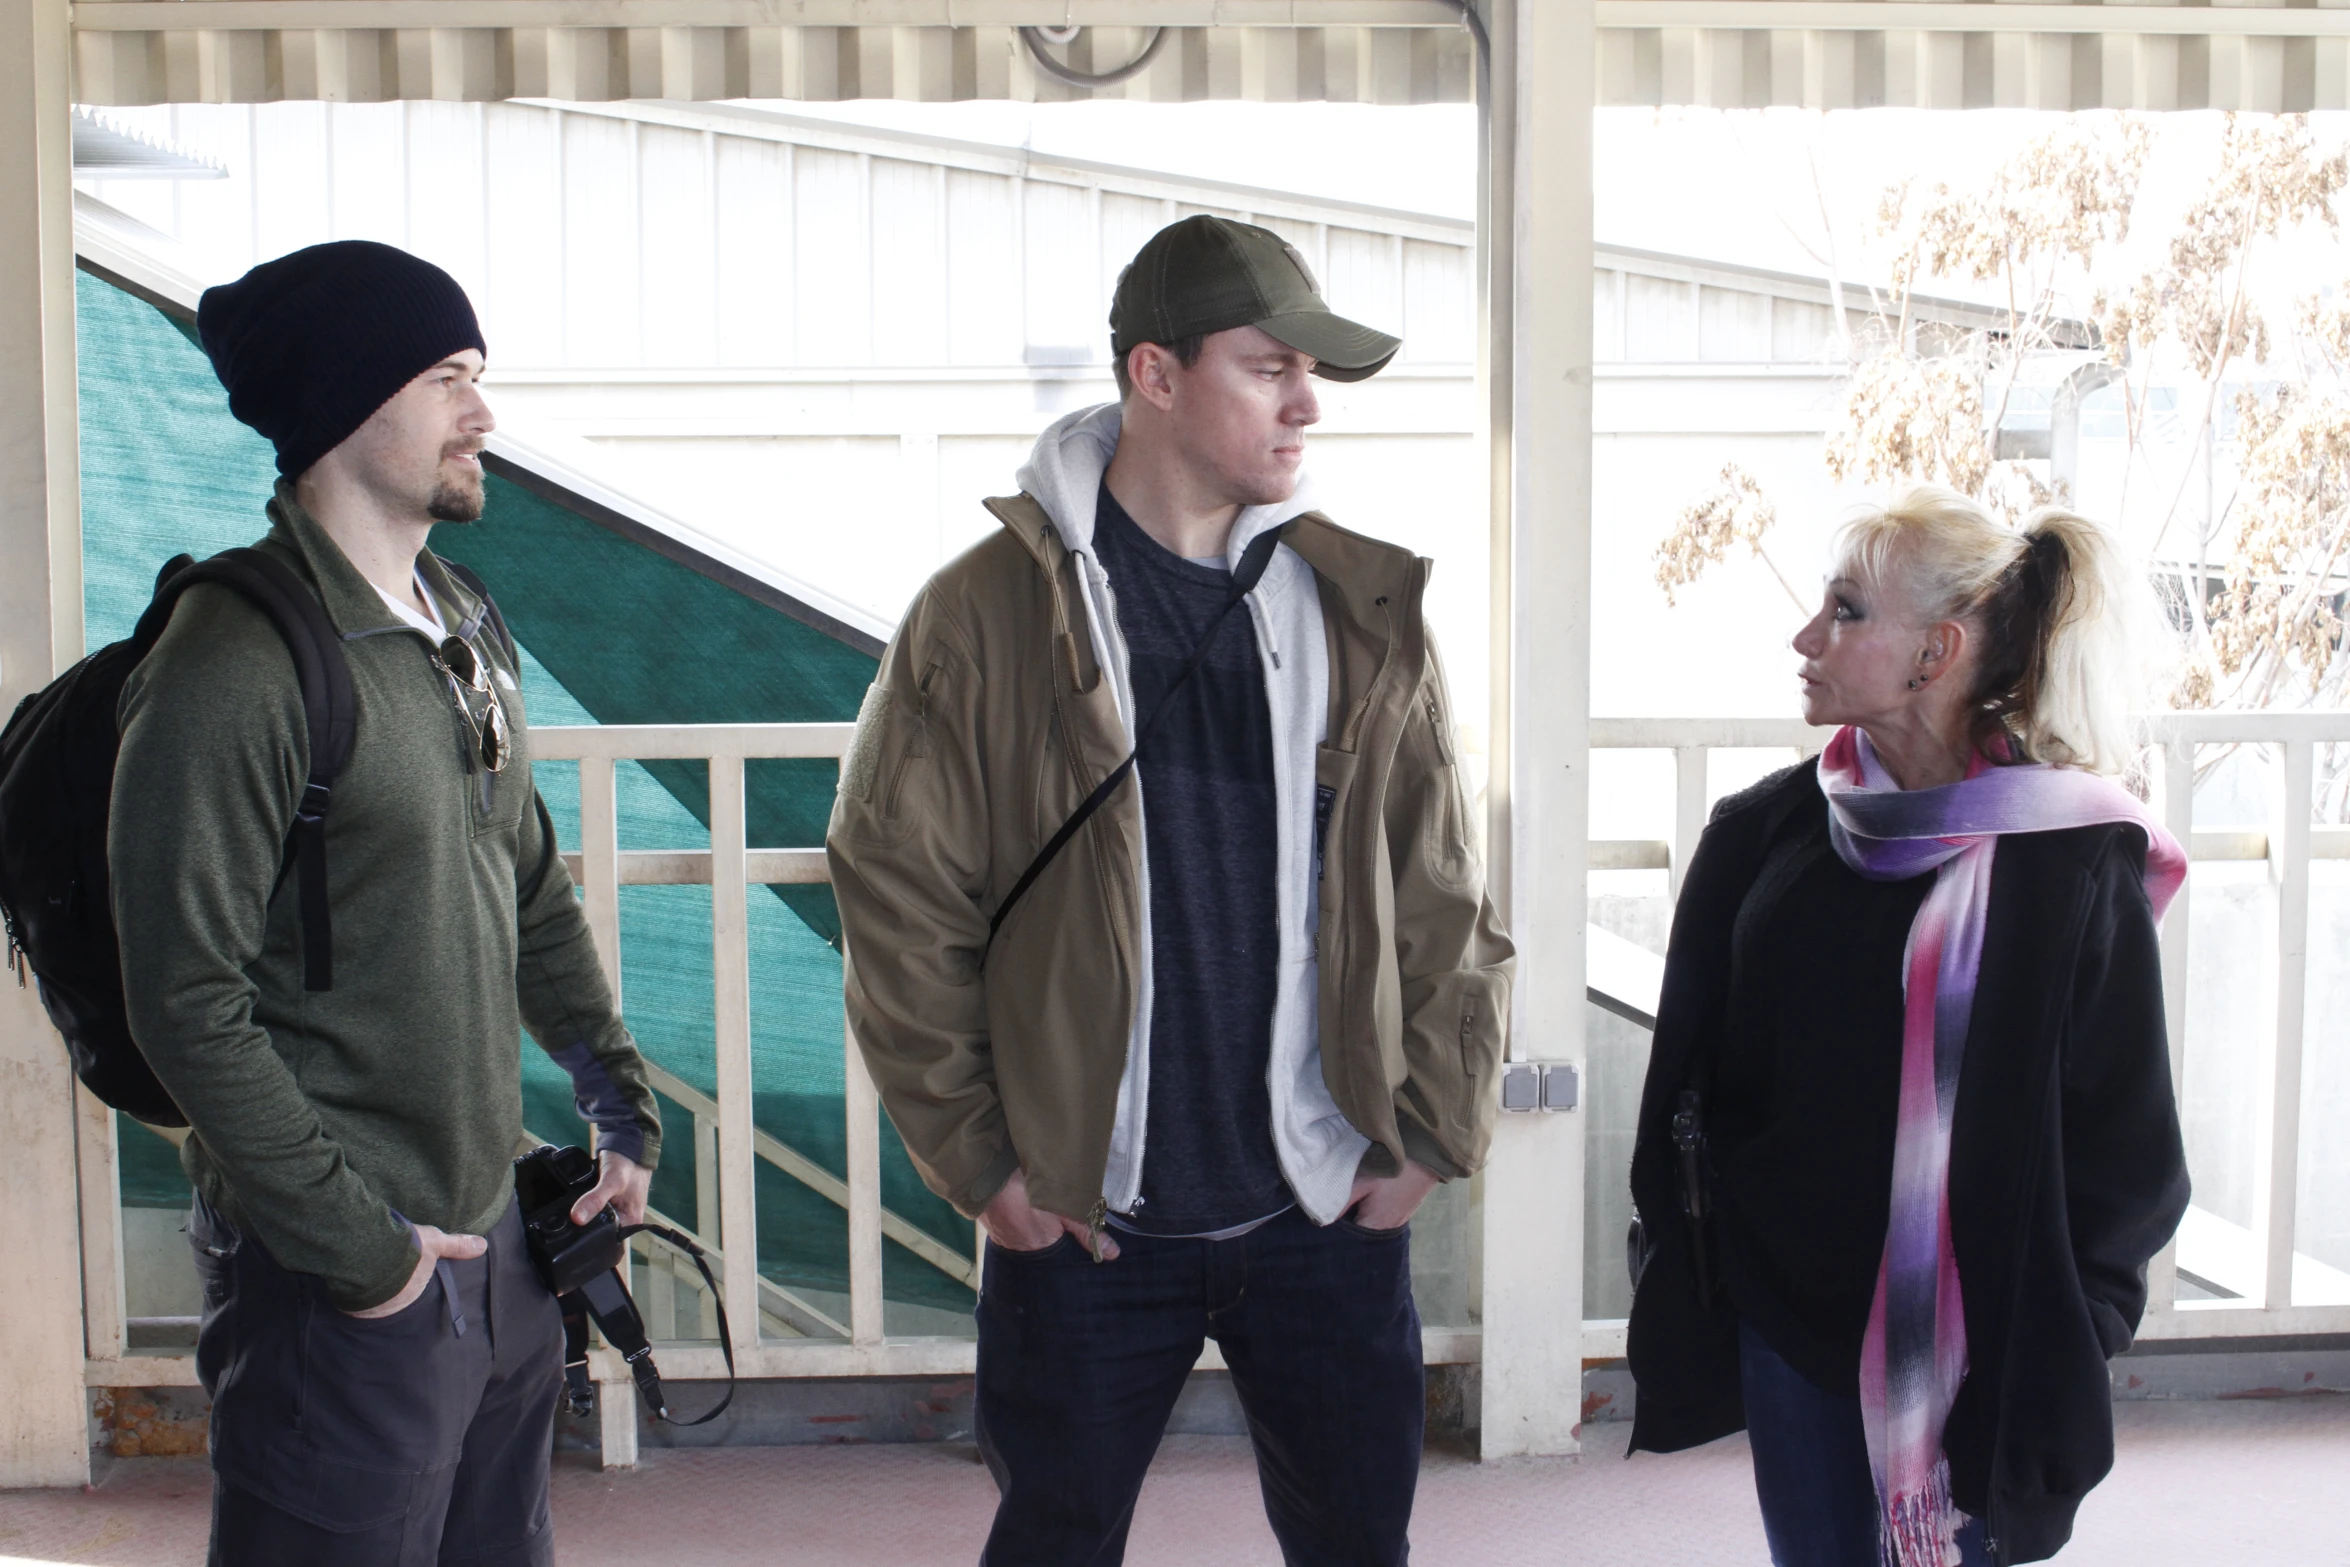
[1541,1062,1580,1112]
[1500,1062,1541,1111]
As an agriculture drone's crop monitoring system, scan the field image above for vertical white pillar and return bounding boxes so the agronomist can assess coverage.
[1481,0,1596,1460]
[0,0,92,1491]
[708,754,760,1358]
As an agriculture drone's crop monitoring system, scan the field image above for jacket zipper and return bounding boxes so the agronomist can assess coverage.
[1086,1198,1108,1262]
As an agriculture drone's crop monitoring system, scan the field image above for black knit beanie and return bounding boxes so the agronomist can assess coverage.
[197,240,487,479]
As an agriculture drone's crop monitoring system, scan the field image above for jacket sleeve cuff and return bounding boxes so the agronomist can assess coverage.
[548,1040,662,1172]
[952,1143,1022,1220]
[328,1225,425,1314]
[1397,1118,1467,1181]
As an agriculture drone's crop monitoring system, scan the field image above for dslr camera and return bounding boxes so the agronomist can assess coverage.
[514,1143,734,1426]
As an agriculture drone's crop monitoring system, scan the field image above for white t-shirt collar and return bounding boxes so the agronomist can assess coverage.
[374,568,448,639]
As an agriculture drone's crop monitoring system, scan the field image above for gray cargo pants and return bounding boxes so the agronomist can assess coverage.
[190,1193,564,1566]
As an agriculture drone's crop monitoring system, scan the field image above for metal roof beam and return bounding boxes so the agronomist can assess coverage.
[1599,2,2350,39]
[72,13,1477,104]
[70,1,1469,30]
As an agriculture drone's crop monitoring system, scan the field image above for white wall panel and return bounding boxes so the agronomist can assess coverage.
[327,102,407,252]
[592,434,916,618]
[714,136,792,369]
[870,158,945,368]
[1021,178,1096,365]
[1770,296,1834,364]
[638,123,717,368]
[483,103,564,367]
[1594,268,1626,362]
[406,103,489,309]
[561,111,639,367]
[937,435,1032,555]
[1304,430,1486,724]
[1698,283,1769,363]
[168,105,257,281]
[1322,226,1401,351]
[1624,273,1697,363]
[793,146,869,367]
[945,168,1021,368]
[250,102,330,265]
[1401,236,1469,363]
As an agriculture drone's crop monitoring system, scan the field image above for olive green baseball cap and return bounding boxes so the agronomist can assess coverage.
[1110,215,1402,383]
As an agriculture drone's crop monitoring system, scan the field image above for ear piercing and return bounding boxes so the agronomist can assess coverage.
[1908,675,1930,690]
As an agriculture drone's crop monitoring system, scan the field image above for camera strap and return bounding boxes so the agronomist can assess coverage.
[557,1223,737,1428]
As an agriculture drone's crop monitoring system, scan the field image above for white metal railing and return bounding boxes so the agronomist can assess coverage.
[76,713,2339,1453]
[75,718,1478,1461]
[1585,713,2350,1357]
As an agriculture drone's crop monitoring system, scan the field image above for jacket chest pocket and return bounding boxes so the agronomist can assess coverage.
[467,660,532,838]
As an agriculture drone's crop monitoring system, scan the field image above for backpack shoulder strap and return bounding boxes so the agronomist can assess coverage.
[436,558,518,666]
[144,548,356,992]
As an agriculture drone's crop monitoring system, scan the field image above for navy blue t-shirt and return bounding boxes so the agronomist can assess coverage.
[1093,482,1292,1235]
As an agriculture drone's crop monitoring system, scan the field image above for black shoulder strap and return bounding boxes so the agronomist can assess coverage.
[437,558,518,666]
[983,523,1291,963]
[141,548,357,992]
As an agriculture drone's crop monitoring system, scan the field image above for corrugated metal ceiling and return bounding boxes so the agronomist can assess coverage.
[67,0,2350,110]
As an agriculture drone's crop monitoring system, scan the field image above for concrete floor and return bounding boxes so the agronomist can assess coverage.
[0,1396,2342,1565]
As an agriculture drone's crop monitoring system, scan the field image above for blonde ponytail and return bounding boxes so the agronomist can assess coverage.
[1832,487,2142,775]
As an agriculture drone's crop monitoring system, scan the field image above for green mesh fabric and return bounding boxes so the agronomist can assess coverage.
[77,266,970,1318]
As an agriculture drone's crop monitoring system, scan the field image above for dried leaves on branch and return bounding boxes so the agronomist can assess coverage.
[1656,463,1792,608]
[1657,111,2350,723]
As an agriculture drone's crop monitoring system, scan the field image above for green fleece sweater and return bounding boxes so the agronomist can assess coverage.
[111,485,660,1311]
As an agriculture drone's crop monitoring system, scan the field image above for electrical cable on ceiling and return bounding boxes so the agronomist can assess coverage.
[1018,25,1169,89]
[1019,7,1485,96]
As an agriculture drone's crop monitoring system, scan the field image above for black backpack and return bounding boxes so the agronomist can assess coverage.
[0,548,361,1127]
[0,548,519,1128]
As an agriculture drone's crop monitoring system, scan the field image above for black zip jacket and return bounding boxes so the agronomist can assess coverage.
[1625,760,2189,1565]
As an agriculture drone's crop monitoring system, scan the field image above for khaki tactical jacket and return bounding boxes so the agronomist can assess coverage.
[827,491,1514,1230]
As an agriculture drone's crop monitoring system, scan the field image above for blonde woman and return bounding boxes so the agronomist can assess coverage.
[1626,488,2189,1567]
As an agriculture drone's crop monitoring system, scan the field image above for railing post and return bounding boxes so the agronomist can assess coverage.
[577,752,640,1460]
[845,1013,885,1347]
[1670,745,1706,899]
[578,756,623,1002]
[2145,738,2195,1318]
[75,1088,126,1362]
[694,1111,720,1338]
[2257,739,2311,1310]
[709,754,761,1359]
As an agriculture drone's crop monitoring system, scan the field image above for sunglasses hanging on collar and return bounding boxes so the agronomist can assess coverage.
[431,632,510,773]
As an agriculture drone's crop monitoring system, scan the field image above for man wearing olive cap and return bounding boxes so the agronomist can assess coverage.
[831,215,1514,1562]
[111,240,660,1564]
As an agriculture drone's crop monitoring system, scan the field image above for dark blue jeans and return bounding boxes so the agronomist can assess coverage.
[191,1195,562,1567]
[974,1207,1423,1567]
[1739,1319,1992,1567]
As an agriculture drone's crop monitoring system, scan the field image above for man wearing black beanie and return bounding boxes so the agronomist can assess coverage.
[112,240,661,1565]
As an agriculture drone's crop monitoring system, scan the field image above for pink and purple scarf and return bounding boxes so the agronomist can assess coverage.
[1818,726,2185,1567]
